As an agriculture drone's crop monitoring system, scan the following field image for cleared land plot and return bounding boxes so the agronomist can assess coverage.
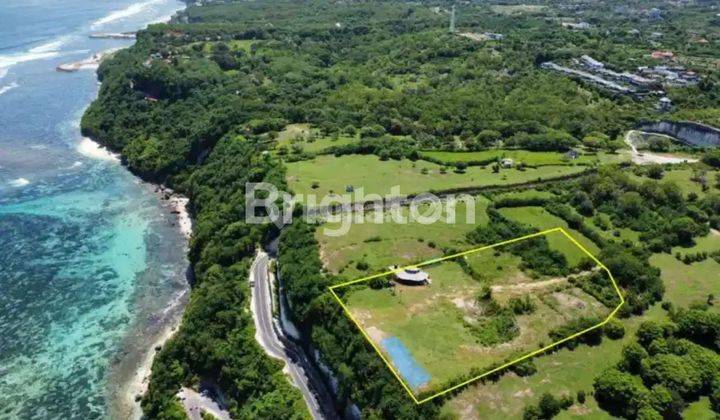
[286,154,586,200]
[420,150,627,167]
[332,230,619,399]
[316,198,490,278]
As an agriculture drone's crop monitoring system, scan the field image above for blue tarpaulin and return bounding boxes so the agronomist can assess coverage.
[380,337,431,390]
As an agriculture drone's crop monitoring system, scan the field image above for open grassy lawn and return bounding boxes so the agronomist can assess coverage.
[444,305,668,419]
[650,232,720,310]
[342,245,612,394]
[316,198,490,278]
[420,149,628,167]
[497,208,601,267]
[286,155,587,199]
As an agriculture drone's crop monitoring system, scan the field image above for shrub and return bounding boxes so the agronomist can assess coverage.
[508,295,537,315]
[603,319,626,339]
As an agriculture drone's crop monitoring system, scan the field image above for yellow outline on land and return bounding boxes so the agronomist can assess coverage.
[328,227,624,404]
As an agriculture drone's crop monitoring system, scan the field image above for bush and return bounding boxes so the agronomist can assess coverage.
[603,319,626,339]
[508,295,537,315]
[577,390,586,404]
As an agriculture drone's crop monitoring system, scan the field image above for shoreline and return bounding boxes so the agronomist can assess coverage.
[102,155,194,419]
[75,3,191,418]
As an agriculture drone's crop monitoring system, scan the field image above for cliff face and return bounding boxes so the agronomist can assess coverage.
[637,120,720,148]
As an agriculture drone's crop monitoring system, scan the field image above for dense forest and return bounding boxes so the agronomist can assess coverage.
[81,0,720,418]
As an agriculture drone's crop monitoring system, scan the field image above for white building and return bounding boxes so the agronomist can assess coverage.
[395,267,430,285]
[581,55,604,69]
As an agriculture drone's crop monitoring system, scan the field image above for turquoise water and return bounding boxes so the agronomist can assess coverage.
[0,1,187,418]
[380,337,431,391]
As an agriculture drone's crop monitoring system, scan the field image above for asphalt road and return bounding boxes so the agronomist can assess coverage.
[250,251,339,420]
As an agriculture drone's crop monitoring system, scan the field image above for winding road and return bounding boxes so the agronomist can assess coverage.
[250,251,339,420]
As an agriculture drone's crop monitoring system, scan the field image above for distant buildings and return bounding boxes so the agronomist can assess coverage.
[648,8,663,20]
[581,55,604,69]
[458,32,504,42]
[638,65,699,87]
[651,50,674,60]
[658,97,673,112]
[562,21,592,30]
[541,53,701,95]
[565,150,580,160]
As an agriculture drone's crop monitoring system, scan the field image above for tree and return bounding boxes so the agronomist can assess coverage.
[594,368,650,418]
[619,342,649,374]
[646,164,664,180]
[603,319,625,339]
[640,354,703,397]
[702,149,720,168]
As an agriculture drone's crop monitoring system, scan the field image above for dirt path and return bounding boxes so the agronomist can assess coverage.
[624,130,699,165]
[491,276,567,294]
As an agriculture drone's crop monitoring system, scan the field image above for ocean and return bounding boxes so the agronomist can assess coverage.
[0,0,188,418]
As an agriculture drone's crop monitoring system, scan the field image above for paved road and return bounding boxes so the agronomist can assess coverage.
[250,252,339,420]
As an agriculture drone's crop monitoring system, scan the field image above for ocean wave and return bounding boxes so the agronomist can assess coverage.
[9,178,30,187]
[0,38,66,77]
[28,35,73,54]
[91,0,165,29]
[76,137,120,162]
[0,82,19,96]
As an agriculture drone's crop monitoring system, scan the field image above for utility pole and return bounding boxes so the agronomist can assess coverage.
[449,4,456,33]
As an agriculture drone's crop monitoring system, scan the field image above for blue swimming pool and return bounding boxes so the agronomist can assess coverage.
[380,337,431,390]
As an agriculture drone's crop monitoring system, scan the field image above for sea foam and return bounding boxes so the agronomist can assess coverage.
[9,178,30,187]
[77,138,120,162]
[91,0,165,29]
[0,82,19,96]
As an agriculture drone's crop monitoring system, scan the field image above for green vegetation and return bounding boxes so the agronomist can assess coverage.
[338,232,614,394]
[496,207,599,267]
[420,149,628,167]
[593,308,720,419]
[316,197,489,277]
[286,154,586,200]
[78,0,720,417]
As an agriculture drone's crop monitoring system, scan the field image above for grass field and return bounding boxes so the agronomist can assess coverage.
[630,167,719,198]
[420,150,627,167]
[286,155,587,200]
[491,189,557,203]
[650,232,720,310]
[338,233,612,395]
[275,123,356,154]
[497,207,601,267]
[316,198,490,278]
[444,305,667,419]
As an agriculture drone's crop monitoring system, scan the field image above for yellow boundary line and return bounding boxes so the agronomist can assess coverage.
[328,227,625,404]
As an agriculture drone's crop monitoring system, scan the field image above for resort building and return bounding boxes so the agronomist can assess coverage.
[395,267,431,285]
